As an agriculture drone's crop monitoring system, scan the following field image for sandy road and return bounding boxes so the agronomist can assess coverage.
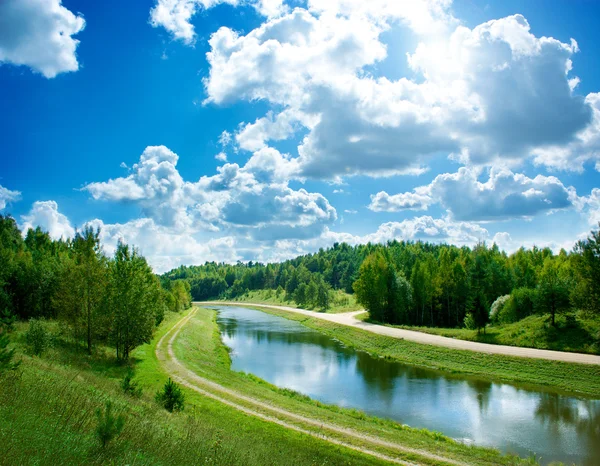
[200,301,600,365]
[156,306,472,466]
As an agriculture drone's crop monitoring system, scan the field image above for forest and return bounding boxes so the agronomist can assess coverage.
[162,224,600,333]
[0,215,191,362]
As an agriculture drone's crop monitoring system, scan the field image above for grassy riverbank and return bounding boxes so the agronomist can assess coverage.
[0,310,394,466]
[246,305,600,397]
[380,313,600,355]
[171,306,536,465]
[227,289,362,313]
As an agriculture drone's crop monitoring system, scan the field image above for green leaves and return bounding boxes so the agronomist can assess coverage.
[155,378,185,412]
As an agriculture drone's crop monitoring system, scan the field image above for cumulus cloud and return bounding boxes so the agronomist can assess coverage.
[204,5,595,178]
[86,217,240,274]
[84,145,334,241]
[0,184,21,210]
[370,167,577,221]
[0,0,85,78]
[20,200,75,240]
[149,0,287,44]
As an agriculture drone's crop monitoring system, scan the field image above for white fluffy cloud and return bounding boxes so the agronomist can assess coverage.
[0,0,85,78]
[149,0,287,44]
[84,145,334,241]
[0,185,21,210]
[369,167,577,221]
[203,5,594,178]
[20,200,75,240]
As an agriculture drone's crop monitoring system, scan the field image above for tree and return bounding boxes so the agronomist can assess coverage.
[109,242,160,360]
[469,291,489,334]
[353,251,389,322]
[55,227,107,353]
[96,401,125,448]
[294,283,309,307]
[537,258,571,326]
[573,225,600,315]
[316,280,330,310]
[156,378,185,412]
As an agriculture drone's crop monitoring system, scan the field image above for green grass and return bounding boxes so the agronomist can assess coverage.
[379,313,600,355]
[171,306,534,466]
[225,289,363,313]
[0,311,394,466]
[247,305,600,398]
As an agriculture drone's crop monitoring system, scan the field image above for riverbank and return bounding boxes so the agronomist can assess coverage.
[207,302,600,397]
[227,289,362,313]
[164,305,536,465]
[0,310,400,466]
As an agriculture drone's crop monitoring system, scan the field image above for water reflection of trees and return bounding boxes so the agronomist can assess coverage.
[466,379,493,414]
[535,393,600,465]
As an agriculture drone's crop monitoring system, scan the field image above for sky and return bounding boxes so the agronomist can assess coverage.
[1,0,599,273]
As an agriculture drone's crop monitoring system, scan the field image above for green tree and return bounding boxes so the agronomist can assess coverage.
[96,401,125,448]
[537,258,571,326]
[573,225,600,315]
[469,291,489,334]
[156,378,185,412]
[55,227,107,353]
[353,251,389,322]
[109,242,160,360]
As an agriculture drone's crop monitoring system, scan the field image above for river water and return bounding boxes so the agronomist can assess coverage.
[214,306,600,465]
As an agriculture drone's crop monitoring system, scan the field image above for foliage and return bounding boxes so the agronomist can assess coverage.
[0,331,18,373]
[489,295,510,322]
[25,318,50,356]
[156,378,185,412]
[121,368,142,398]
[96,401,125,448]
[536,258,571,326]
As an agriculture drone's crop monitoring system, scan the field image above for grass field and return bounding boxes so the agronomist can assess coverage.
[227,289,363,313]
[246,305,600,398]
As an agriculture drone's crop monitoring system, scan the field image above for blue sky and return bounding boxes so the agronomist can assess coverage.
[1,0,599,272]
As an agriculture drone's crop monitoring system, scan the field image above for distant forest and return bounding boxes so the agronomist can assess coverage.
[162,225,600,330]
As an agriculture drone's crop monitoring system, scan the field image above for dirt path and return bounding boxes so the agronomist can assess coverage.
[200,301,600,365]
[156,307,471,466]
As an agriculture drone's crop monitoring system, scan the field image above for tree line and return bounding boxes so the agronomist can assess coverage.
[0,215,191,359]
[162,225,600,329]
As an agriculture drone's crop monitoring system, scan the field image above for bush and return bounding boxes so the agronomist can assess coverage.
[120,368,142,398]
[0,332,18,374]
[463,312,476,330]
[489,295,510,322]
[96,401,125,448]
[155,378,185,412]
[25,318,50,356]
[497,288,537,324]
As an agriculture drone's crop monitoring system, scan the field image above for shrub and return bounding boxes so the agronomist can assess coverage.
[155,378,185,412]
[463,312,476,330]
[489,295,510,322]
[120,368,142,398]
[0,332,18,374]
[25,318,50,356]
[497,288,537,324]
[96,401,125,447]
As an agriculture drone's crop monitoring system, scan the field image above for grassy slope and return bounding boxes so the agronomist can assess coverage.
[384,314,600,355]
[247,305,600,398]
[227,289,363,313]
[0,311,392,466]
[172,306,534,466]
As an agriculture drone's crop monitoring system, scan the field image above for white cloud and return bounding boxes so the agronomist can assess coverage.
[369,167,577,221]
[0,0,85,78]
[204,7,595,178]
[86,217,240,274]
[0,185,21,210]
[20,200,75,240]
[149,0,286,45]
[215,152,228,162]
[369,190,432,212]
[84,145,334,241]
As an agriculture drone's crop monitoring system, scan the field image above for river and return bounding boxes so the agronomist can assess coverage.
[214,305,600,465]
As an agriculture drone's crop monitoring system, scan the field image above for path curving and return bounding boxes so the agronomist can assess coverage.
[199,301,600,365]
[156,307,473,466]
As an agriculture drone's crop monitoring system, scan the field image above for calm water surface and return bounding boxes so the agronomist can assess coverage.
[214,306,600,465]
